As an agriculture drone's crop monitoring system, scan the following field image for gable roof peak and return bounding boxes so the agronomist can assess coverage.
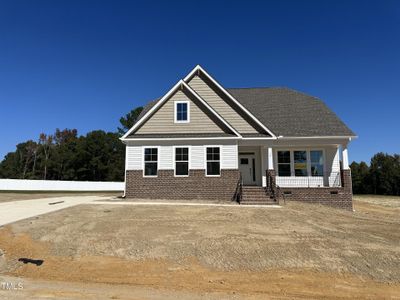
[184,65,277,138]
[120,78,242,140]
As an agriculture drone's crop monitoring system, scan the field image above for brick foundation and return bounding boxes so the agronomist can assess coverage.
[279,170,353,210]
[125,169,240,202]
[266,169,276,189]
[126,169,353,209]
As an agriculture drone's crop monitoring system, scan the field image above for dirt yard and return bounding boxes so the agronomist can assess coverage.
[0,195,399,299]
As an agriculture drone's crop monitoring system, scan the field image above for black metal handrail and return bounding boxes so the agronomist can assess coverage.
[266,171,284,204]
[233,173,243,203]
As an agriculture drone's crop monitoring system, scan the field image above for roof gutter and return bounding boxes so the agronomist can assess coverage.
[277,135,358,140]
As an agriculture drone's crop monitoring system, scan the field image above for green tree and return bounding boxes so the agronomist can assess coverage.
[117,107,143,136]
[74,131,124,181]
[369,153,399,195]
[52,129,79,180]
[0,129,124,182]
[350,161,370,194]
[39,133,53,180]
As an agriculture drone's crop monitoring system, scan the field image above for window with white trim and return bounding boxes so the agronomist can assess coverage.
[175,101,189,122]
[277,151,291,176]
[206,147,220,176]
[294,150,308,176]
[144,148,158,176]
[175,147,189,176]
[310,150,324,176]
[277,150,324,177]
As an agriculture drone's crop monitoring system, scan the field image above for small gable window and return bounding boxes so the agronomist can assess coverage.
[175,101,190,123]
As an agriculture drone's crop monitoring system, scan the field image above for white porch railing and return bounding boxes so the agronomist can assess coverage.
[275,172,341,188]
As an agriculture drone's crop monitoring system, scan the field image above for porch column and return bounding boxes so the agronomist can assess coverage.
[342,145,350,170]
[266,147,276,189]
[268,147,274,169]
[340,145,353,205]
[261,147,267,187]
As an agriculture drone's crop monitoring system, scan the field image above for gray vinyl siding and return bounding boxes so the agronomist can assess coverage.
[135,90,225,134]
[188,75,259,134]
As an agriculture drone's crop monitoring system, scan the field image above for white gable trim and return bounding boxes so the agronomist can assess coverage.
[241,137,279,140]
[121,79,241,140]
[122,136,240,142]
[121,80,183,139]
[278,136,357,140]
[184,65,277,139]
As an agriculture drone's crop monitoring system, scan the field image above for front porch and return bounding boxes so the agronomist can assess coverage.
[237,140,353,210]
[238,143,350,188]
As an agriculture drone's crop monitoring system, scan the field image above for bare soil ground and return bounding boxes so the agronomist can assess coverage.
[0,192,121,203]
[0,195,399,299]
[354,194,400,208]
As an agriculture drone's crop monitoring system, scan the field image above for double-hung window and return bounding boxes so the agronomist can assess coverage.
[144,148,158,176]
[294,150,308,176]
[175,101,189,123]
[277,151,291,176]
[310,150,324,176]
[175,147,189,176]
[206,147,220,176]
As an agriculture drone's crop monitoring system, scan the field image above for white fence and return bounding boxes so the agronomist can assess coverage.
[0,179,124,191]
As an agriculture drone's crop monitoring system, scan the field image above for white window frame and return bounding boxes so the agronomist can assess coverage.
[275,148,325,177]
[293,150,308,177]
[174,101,190,123]
[276,150,291,177]
[204,145,221,177]
[310,149,325,176]
[142,146,159,177]
[173,146,191,177]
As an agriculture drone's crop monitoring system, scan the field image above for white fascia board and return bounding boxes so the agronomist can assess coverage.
[241,137,277,140]
[122,136,240,142]
[121,80,184,140]
[184,65,277,139]
[278,136,358,140]
[181,81,242,138]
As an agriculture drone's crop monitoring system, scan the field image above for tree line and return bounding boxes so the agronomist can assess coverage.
[350,153,400,196]
[0,107,143,182]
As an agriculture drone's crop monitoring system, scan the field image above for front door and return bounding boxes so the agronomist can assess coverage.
[239,154,256,185]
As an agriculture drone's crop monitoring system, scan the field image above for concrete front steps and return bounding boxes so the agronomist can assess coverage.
[240,186,277,205]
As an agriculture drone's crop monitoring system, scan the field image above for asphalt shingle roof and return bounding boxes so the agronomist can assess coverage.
[134,87,355,137]
[227,87,355,137]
